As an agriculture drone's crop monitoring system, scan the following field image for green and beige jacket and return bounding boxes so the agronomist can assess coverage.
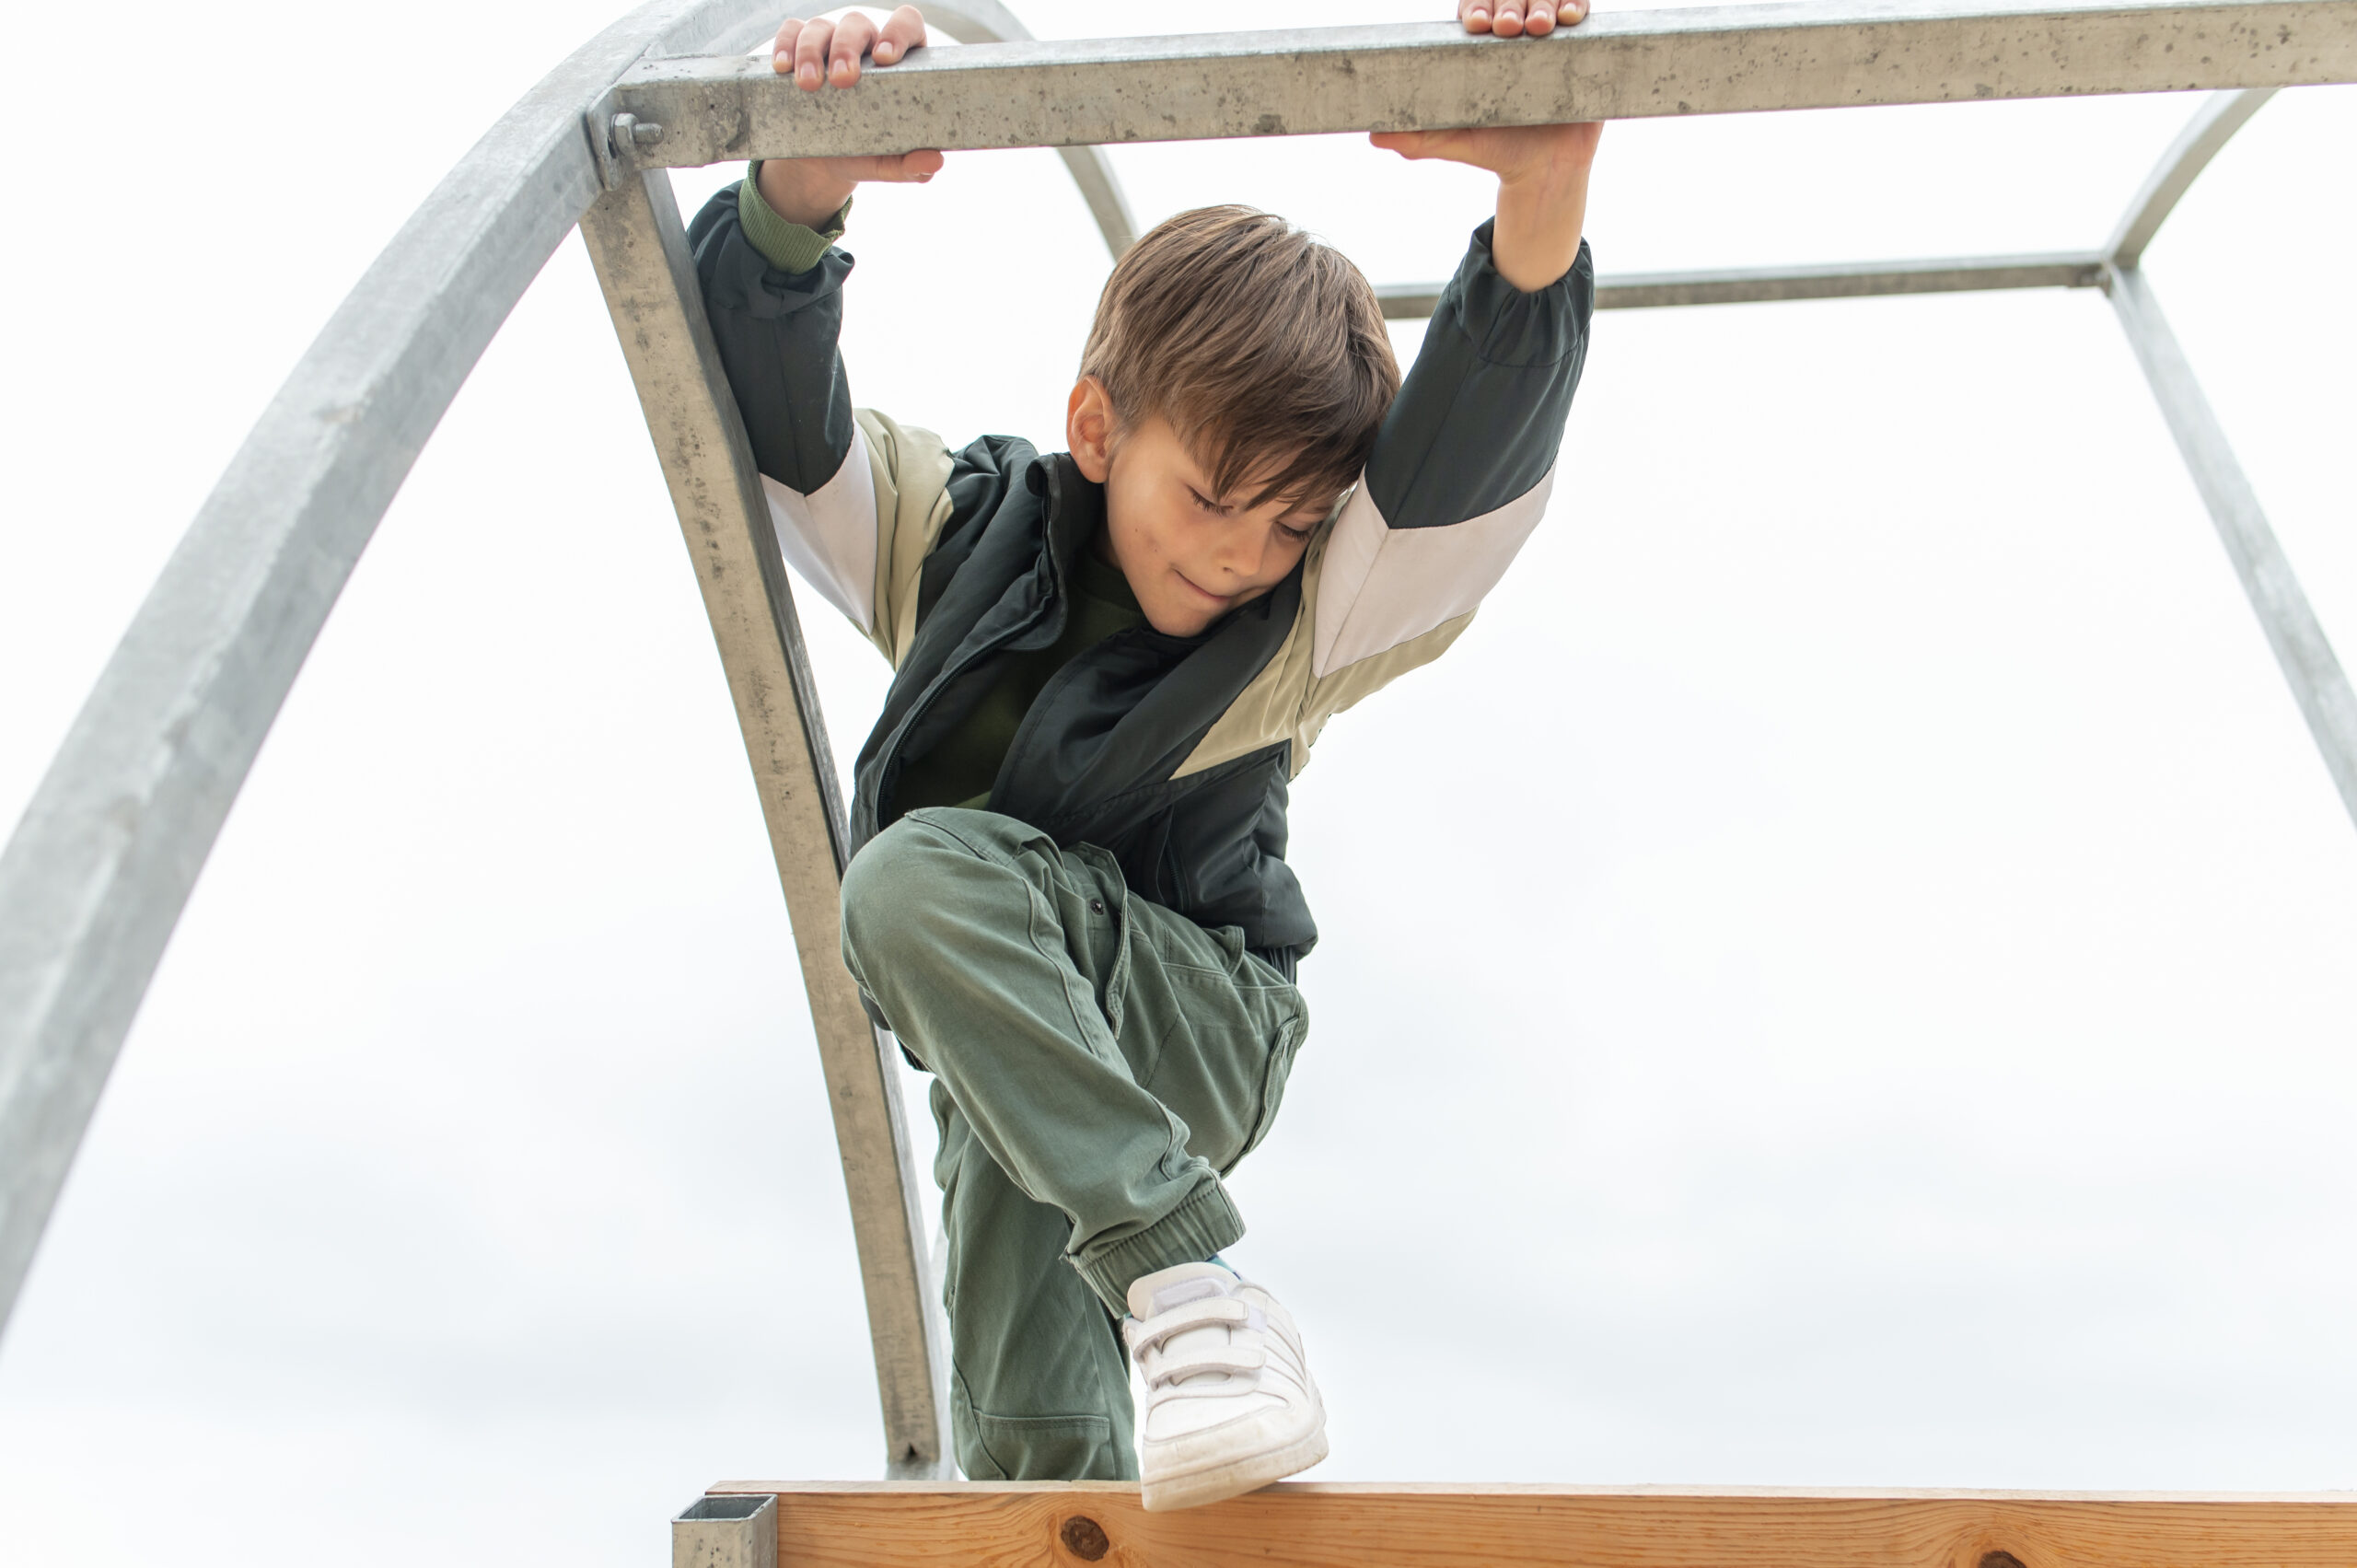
[690,181,1593,970]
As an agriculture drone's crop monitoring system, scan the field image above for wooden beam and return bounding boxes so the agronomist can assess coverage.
[703,1481,2357,1567]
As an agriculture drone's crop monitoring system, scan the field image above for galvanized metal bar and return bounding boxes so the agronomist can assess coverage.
[0,0,778,1345]
[749,0,1138,257]
[578,170,954,1478]
[605,0,2357,168]
[2098,88,2355,828]
[675,1493,778,1568]
[2108,266,2357,827]
[1052,145,1139,259]
[2107,87,2277,265]
[1376,250,2108,318]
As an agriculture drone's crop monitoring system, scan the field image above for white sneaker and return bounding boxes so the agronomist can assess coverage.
[1123,1260,1328,1510]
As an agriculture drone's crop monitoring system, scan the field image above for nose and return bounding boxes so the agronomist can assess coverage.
[1209,515,1268,583]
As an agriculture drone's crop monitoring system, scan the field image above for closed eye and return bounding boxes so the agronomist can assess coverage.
[1187,485,1232,517]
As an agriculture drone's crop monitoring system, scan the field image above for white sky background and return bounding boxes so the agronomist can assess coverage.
[3,0,2354,1561]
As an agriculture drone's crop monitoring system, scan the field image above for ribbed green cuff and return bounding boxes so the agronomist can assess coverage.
[1071,1180,1245,1318]
[738,161,851,273]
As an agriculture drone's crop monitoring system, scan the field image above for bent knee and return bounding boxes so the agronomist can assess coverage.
[840,812,1023,980]
[841,818,953,962]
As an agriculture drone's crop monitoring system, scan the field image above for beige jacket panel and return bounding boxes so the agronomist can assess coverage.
[854,408,958,668]
[1175,530,1474,782]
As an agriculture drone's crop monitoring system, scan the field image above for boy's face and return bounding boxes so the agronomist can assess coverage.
[1068,379,1332,638]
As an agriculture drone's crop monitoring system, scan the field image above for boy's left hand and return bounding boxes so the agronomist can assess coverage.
[1371,1,1602,292]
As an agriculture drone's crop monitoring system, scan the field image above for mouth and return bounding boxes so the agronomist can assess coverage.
[1173,570,1234,608]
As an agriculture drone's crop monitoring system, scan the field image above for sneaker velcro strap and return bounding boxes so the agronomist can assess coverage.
[1142,1341,1268,1387]
[1123,1296,1250,1355]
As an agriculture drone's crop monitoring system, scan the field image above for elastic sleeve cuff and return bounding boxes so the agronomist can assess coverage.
[1447,218,1594,368]
[738,162,852,274]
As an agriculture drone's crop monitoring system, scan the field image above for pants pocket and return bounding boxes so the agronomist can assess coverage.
[1138,970,1307,1177]
[962,1406,1121,1481]
[1235,1012,1304,1167]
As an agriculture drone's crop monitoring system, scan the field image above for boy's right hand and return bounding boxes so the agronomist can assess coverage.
[758,6,945,227]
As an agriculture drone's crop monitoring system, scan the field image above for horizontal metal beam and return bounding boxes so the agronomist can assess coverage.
[606,0,2357,167]
[1377,251,2107,318]
[762,0,1138,256]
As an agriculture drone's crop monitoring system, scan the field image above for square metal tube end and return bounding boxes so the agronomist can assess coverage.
[674,1493,778,1568]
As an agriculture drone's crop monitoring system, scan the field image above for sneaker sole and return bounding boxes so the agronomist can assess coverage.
[1138,1423,1330,1512]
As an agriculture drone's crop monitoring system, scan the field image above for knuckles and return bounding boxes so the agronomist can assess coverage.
[775,7,927,83]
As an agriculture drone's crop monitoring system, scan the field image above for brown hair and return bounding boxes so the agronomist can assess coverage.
[1079,205,1400,513]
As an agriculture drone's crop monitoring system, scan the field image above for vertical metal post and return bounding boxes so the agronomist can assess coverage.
[674,1493,778,1568]
[2107,265,2357,826]
[578,168,952,1476]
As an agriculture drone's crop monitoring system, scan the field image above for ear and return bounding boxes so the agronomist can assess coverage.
[1066,376,1115,483]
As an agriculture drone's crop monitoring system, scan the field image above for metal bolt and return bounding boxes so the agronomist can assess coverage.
[610,112,665,154]
[1059,1515,1110,1562]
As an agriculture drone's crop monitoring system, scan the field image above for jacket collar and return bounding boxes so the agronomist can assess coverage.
[1032,454,1103,590]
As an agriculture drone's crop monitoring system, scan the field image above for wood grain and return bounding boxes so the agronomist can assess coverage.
[702,1481,2357,1567]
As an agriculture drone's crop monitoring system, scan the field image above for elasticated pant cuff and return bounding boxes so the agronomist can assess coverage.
[1073,1181,1245,1317]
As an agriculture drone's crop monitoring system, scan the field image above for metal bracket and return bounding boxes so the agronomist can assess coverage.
[586,102,666,191]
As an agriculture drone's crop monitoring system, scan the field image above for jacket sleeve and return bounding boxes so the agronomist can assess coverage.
[1169,222,1591,784]
[1305,221,1592,700]
[689,175,958,664]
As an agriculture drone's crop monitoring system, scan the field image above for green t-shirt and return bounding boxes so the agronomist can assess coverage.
[891,545,1146,816]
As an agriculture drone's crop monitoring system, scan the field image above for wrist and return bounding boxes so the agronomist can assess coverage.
[1491,166,1589,292]
[756,158,855,229]
[1494,156,1587,217]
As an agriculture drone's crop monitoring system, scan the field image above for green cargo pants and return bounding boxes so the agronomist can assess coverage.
[839,807,1308,1482]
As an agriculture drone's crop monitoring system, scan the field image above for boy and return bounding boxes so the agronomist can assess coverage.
[692,0,1599,1507]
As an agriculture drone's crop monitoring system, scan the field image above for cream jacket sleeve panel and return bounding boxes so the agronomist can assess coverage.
[1178,225,1594,781]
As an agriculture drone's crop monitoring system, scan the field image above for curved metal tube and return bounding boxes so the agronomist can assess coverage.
[920,1,1138,255]
[0,0,777,1342]
[0,0,1115,1474]
[2107,87,2277,267]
